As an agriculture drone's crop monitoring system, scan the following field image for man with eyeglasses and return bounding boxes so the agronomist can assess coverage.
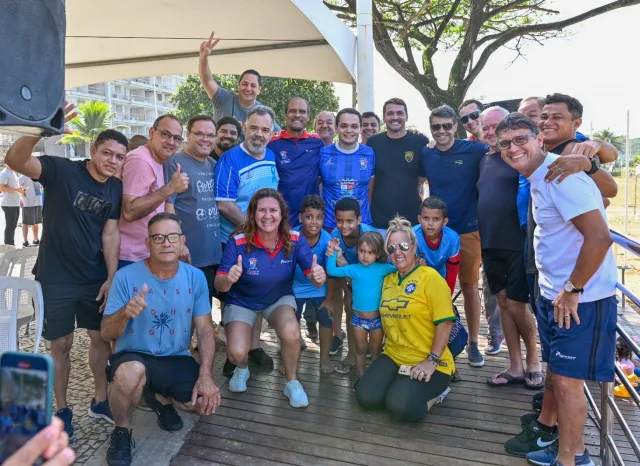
[458,99,484,141]
[421,104,490,369]
[164,115,222,306]
[102,212,220,466]
[119,114,188,268]
[478,107,543,393]
[211,116,242,162]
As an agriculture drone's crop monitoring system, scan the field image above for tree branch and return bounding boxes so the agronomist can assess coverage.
[400,1,432,39]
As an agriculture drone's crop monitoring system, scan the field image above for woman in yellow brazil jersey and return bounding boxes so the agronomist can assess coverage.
[354,216,455,421]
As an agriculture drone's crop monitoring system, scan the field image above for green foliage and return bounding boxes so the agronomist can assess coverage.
[593,128,625,152]
[170,74,340,130]
[57,100,128,145]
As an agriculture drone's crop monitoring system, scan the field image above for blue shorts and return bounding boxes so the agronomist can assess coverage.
[537,295,617,382]
[351,313,382,331]
[295,297,332,328]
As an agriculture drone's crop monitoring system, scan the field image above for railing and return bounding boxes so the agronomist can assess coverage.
[589,230,640,465]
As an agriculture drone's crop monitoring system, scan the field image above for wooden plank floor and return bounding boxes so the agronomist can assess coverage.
[173,301,640,466]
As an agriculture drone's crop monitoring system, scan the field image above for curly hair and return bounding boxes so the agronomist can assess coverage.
[238,188,293,256]
[616,337,633,361]
[384,216,417,251]
[358,231,387,264]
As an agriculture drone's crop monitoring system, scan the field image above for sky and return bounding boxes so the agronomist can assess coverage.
[333,0,640,140]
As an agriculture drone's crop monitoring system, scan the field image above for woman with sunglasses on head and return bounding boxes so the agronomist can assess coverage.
[354,216,455,421]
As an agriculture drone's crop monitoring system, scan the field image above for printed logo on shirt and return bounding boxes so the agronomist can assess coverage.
[339,179,356,197]
[455,160,463,165]
[72,191,113,218]
[280,259,292,265]
[196,179,214,193]
[279,151,290,164]
[381,297,410,312]
[248,257,259,276]
[359,158,368,171]
[404,283,417,295]
[404,151,414,163]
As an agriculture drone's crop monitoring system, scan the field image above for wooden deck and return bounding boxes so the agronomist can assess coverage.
[172,304,640,466]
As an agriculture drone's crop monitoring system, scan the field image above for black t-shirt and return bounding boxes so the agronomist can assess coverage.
[477,152,524,251]
[367,132,429,228]
[34,156,123,285]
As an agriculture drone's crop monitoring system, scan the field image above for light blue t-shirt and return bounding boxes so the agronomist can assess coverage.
[214,144,279,243]
[293,226,331,299]
[326,252,396,311]
[104,261,210,357]
[330,223,377,265]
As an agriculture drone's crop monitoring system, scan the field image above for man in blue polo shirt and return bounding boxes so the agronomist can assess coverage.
[421,104,489,369]
[268,97,324,227]
[214,105,280,374]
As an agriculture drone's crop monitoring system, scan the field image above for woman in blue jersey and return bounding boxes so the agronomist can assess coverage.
[214,189,326,408]
[318,108,375,230]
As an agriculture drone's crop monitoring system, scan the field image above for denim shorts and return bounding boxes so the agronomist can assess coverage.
[295,297,332,328]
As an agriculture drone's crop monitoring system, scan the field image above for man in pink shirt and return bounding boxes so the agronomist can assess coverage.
[119,115,189,267]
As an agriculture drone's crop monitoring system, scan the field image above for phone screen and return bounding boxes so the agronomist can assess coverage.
[0,353,52,463]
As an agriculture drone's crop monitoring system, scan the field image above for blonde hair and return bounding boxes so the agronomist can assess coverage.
[385,216,417,250]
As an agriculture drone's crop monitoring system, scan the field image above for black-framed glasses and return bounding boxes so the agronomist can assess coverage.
[386,242,410,254]
[430,123,454,132]
[498,133,536,150]
[154,128,184,144]
[150,233,182,244]
[460,111,480,125]
[191,131,216,139]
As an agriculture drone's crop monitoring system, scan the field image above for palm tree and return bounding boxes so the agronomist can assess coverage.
[57,100,128,145]
[593,128,624,152]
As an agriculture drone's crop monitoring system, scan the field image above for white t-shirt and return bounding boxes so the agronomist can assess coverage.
[0,168,21,207]
[18,175,43,208]
[528,153,617,302]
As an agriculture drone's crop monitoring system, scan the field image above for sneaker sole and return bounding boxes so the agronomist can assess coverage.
[87,408,115,424]
[329,345,343,355]
[468,359,485,367]
[284,395,309,408]
[229,385,247,393]
[504,445,535,457]
[484,347,502,355]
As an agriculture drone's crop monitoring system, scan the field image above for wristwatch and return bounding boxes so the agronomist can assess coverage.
[564,280,584,294]
[585,156,600,175]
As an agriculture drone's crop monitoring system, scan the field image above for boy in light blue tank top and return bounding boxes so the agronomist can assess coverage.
[326,231,396,380]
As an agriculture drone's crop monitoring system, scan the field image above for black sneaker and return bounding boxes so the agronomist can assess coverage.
[55,407,74,439]
[106,427,135,466]
[451,370,462,383]
[248,348,274,370]
[32,239,40,245]
[22,241,29,248]
[532,391,544,412]
[329,336,343,355]
[142,388,183,432]
[521,412,539,426]
[306,321,318,340]
[504,419,558,457]
[223,358,236,378]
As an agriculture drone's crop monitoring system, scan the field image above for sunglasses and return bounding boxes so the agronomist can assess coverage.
[430,123,454,132]
[498,133,536,150]
[386,242,410,254]
[459,111,480,125]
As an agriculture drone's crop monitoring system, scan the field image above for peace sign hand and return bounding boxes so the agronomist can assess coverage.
[200,31,220,57]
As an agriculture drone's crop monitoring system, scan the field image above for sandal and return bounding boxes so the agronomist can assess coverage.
[487,371,525,386]
[525,371,545,390]
[334,361,355,374]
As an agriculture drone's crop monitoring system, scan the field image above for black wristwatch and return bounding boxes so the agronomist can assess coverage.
[564,280,584,294]
[585,156,600,175]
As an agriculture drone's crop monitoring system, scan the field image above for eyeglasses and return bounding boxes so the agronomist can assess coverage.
[498,133,536,150]
[430,123,454,132]
[154,128,184,144]
[149,233,182,244]
[459,111,480,125]
[386,242,410,254]
[191,131,216,139]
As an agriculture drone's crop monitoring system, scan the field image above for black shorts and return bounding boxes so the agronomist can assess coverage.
[197,264,221,302]
[41,282,103,340]
[481,248,529,303]
[106,352,200,403]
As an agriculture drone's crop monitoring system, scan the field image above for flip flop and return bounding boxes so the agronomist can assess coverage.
[487,371,525,386]
[334,361,355,374]
[525,371,545,390]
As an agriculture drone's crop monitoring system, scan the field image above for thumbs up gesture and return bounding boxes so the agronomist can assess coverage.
[169,163,189,194]
[228,255,243,284]
[125,284,148,319]
[309,254,326,287]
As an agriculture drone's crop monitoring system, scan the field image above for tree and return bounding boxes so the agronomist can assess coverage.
[593,128,625,152]
[326,0,640,137]
[170,74,340,129]
[57,100,127,145]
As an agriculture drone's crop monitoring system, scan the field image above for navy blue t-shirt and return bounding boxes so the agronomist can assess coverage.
[421,139,489,235]
[34,156,122,285]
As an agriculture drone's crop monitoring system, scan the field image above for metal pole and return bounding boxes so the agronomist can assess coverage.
[625,110,630,267]
[600,382,614,466]
[356,0,374,113]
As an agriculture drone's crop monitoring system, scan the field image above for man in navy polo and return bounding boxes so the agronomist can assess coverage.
[268,97,324,227]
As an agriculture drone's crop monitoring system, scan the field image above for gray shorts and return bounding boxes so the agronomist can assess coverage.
[223,295,297,326]
[22,205,42,225]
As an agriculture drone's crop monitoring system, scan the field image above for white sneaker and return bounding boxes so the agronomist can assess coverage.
[229,367,250,392]
[283,380,309,408]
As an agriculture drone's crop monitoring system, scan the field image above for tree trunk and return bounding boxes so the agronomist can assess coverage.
[413,79,468,139]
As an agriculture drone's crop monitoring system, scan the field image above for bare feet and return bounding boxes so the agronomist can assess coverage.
[320,356,334,374]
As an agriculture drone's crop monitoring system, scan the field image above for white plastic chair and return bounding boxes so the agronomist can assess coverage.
[0,277,44,354]
[0,247,39,336]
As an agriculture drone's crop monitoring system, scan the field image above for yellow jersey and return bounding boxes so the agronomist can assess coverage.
[380,265,456,375]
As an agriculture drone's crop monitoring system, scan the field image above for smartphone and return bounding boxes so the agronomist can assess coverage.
[0,352,54,463]
[398,364,411,376]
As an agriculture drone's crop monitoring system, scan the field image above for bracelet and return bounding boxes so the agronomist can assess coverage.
[427,353,441,366]
[428,352,442,362]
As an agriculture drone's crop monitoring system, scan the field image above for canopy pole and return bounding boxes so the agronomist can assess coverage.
[356,0,374,113]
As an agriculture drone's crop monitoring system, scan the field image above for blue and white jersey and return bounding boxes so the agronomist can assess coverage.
[214,144,279,243]
[330,224,377,265]
[413,225,461,280]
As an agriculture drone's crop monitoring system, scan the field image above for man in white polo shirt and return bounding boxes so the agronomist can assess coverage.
[498,112,617,466]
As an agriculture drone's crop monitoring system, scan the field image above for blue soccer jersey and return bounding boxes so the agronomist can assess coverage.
[331,224,377,265]
[214,144,280,243]
[319,143,375,228]
[293,226,331,299]
[217,230,315,310]
[413,225,461,279]
[268,131,324,227]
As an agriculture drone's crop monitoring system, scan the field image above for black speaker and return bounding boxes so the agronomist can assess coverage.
[0,0,66,137]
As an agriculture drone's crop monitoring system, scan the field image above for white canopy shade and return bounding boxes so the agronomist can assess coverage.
[65,0,357,88]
